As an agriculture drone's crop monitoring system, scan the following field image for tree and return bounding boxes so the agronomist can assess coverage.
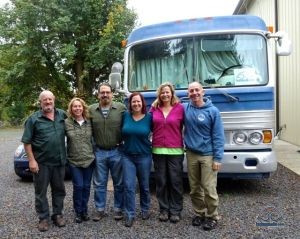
[0,0,137,121]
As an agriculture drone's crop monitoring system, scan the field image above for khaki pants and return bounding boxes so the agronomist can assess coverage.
[186,150,219,219]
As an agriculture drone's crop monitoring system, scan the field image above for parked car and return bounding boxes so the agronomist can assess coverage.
[13,144,70,179]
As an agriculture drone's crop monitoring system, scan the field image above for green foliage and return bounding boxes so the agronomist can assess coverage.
[6,101,26,126]
[0,0,137,123]
[113,91,126,103]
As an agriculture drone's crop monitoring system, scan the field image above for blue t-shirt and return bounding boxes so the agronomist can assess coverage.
[121,111,152,155]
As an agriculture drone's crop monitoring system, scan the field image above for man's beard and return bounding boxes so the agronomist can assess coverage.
[43,105,54,113]
[101,97,110,106]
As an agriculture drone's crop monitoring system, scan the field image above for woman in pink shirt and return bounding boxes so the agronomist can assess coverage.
[149,82,184,223]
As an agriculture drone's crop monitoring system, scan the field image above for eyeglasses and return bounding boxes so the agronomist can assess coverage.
[99,91,111,95]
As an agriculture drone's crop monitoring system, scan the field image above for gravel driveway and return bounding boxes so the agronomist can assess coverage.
[0,128,299,239]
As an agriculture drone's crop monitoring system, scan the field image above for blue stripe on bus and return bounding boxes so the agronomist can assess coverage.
[133,86,274,112]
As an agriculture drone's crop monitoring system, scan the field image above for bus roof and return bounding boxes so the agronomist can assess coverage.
[127,15,267,45]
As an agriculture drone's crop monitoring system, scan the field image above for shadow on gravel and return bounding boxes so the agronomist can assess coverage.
[217,178,263,194]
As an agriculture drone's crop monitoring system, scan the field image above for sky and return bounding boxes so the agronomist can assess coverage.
[128,0,240,26]
[0,0,239,26]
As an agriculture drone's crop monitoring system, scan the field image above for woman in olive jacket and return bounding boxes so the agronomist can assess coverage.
[65,98,95,223]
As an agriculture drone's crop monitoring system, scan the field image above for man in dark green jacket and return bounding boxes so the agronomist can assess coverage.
[22,90,67,232]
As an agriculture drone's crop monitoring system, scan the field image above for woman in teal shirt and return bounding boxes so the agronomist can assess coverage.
[121,92,152,227]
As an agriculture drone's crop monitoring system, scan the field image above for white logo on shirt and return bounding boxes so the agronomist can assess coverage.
[197,113,205,121]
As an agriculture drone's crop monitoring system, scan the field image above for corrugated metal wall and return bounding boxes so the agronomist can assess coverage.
[235,0,300,146]
[246,0,275,24]
[277,0,300,146]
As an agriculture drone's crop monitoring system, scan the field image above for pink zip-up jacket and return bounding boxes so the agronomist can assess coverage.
[149,103,184,148]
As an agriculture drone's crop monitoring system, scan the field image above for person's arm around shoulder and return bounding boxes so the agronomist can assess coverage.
[114,101,127,111]
[62,109,68,119]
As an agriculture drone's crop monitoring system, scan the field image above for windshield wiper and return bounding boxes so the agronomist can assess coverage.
[205,83,239,102]
[214,87,239,102]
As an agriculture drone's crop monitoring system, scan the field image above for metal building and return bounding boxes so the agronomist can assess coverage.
[234,0,300,146]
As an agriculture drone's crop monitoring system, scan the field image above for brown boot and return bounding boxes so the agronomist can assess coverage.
[52,215,66,227]
[38,219,49,232]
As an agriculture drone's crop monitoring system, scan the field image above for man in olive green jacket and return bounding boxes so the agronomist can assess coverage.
[89,83,126,221]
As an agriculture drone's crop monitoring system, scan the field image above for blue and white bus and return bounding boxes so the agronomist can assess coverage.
[110,15,291,179]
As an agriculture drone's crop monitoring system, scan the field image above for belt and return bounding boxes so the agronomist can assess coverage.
[97,145,119,151]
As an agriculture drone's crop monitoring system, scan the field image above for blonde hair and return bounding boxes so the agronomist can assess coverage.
[67,97,89,119]
[152,82,180,108]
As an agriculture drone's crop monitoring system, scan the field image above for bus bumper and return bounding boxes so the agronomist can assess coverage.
[218,150,277,179]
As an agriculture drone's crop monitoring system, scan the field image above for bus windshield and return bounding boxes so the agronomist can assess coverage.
[128,34,268,91]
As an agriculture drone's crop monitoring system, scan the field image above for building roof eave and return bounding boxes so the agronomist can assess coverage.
[233,0,251,14]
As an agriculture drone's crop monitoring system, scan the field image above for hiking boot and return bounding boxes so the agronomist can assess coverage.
[52,215,66,227]
[92,211,106,222]
[75,214,82,223]
[124,217,134,227]
[192,215,205,226]
[159,211,169,222]
[81,213,90,221]
[114,211,124,220]
[169,214,180,223]
[38,219,49,232]
[202,218,218,231]
[141,211,150,220]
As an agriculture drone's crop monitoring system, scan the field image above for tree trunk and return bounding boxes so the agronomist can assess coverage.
[75,59,85,97]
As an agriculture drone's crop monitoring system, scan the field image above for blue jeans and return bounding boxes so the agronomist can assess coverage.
[69,163,94,215]
[122,153,152,219]
[93,148,123,212]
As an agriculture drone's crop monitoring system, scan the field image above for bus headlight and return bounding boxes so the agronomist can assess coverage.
[249,132,263,145]
[233,132,247,144]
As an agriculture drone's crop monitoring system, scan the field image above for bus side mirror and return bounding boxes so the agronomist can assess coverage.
[109,72,121,90]
[109,62,123,90]
[275,31,292,56]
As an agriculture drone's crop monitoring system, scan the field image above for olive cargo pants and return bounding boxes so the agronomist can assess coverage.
[186,150,219,219]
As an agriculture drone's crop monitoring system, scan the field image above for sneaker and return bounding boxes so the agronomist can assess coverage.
[192,215,205,226]
[81,213,90,221]
[202,218,218,231]
[114,211,124,221]
[141,211,150,220]
[38,219,49,232]
[169,214,180,223]
[159,211,169,222]
[93,211,106,222]
[52,215,66,227]
[75,214,82,223]
[124,217,134,227]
